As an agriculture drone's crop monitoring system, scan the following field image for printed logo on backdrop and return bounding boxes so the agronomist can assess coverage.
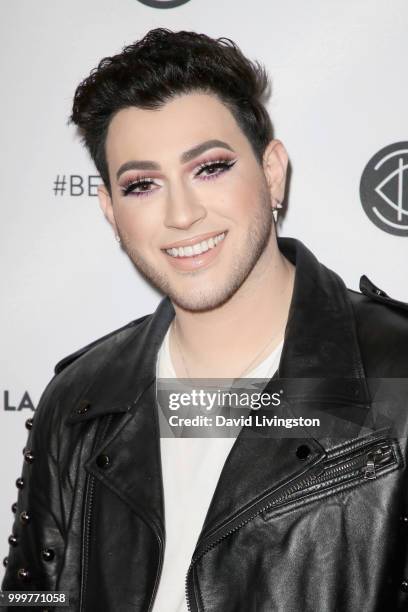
[360,142,408,236]
[53,175,102,197]
[3,391,35,412]
[136,0,191,8]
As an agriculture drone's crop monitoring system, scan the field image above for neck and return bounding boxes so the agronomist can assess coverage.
[169,235,296,379]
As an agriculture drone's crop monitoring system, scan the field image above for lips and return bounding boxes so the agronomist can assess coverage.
[161,229,227,251]
[164,232,226,258]
[161,230,228,271]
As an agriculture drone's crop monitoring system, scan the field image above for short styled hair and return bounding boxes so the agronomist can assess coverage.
[70,28,273,194]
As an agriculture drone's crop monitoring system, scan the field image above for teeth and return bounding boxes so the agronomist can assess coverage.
[165,232,226,258]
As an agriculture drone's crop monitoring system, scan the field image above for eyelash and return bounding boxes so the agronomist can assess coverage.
[120,158,237,198]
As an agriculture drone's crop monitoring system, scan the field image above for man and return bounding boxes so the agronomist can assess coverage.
[2,27,408,612]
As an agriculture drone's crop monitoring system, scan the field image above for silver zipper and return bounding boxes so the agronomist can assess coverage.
[79,473,95,612]
[79,415,114,612]
[185,436,398,611]
[147,537,164,612]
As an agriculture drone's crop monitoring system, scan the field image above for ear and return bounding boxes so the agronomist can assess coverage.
[98,184,119,237]
[262,139,289,205]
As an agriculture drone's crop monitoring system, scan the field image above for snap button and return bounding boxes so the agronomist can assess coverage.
[400,515,408,524]
[8,534,18,547]
[401,579,408,593]
[296,444,311,461]
[76,399,92,415]
[17,567,31,582]
[25,417,34,430]
[41,548,55,562]
[11,502,17,514]
[24,450,35,464]
[3,556,8,567]
[19,510,31,525]
[15,477,24,489]
[96,454,111,469]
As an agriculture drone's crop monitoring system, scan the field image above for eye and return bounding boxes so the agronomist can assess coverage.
[195,158,237,180]
[121,178,158,198]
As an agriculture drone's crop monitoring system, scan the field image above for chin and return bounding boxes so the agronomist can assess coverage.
[167,282,239,313]
[170,295,227,313]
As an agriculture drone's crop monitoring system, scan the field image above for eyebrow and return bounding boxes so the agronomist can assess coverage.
[115,139,235,181]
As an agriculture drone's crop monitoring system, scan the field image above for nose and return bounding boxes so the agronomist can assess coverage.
[163,182,207,230]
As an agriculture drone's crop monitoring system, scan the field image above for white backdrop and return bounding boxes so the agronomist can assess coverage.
[1,0,407,580]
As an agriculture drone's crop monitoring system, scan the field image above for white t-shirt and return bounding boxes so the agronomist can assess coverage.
[152,324,284,612]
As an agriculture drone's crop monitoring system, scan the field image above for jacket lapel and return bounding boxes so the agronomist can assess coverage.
[65,295,176,538]
[196,237,372,544]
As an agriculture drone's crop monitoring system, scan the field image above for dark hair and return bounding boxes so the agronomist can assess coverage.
[70,28,273,194]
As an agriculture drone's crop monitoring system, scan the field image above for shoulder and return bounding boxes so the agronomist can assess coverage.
[348,275,408,376]
[349,274,408,328]
[33,312,153,422]
[53,312,151,375]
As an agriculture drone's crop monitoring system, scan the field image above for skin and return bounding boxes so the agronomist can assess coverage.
[98,91,295,378]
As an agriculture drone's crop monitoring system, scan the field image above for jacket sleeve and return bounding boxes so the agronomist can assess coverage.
[1,374,66,606]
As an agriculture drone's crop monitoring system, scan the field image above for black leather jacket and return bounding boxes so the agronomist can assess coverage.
[2,237,408,612]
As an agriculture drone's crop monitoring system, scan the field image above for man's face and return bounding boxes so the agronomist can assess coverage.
[100,92,284,312]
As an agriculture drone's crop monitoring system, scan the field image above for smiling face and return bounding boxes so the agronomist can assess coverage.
[98,91,288,312]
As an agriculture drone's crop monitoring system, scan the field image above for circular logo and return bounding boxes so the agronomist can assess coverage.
[360,141,408,236]
[137,0,191,8]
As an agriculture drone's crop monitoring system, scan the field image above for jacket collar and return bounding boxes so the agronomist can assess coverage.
[66,237,372,542]
[278,237,367,380]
